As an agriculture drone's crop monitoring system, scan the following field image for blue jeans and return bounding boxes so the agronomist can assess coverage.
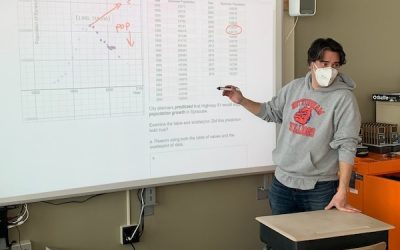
[268,176,338,215]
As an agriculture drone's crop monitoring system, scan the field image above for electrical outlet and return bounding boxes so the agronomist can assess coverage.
[11,240,32,250]
[120,224,139,244]
[144,187,156,216]
[144,187,156,206]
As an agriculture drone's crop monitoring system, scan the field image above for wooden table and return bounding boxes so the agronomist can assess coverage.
[256,209,394,250]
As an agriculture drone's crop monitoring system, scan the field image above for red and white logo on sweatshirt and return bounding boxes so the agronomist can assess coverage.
[289,98,325,137]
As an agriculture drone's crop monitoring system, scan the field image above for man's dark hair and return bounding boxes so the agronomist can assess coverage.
[307,38,346,66]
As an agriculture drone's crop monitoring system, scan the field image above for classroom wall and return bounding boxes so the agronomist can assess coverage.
[294,0,400,122]
[9,177,270,250]
[8,10,296,250]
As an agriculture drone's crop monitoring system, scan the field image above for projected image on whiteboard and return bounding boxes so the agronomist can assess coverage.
[146,0,276,177]
[18,0,144,121]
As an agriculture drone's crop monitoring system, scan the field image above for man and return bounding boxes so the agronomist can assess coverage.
[222,38,361,215]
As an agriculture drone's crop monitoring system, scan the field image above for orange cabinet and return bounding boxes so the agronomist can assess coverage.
[364,174,400,250]
[347,153,400,250]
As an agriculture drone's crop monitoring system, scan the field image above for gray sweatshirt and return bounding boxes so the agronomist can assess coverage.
[257,72,361,190]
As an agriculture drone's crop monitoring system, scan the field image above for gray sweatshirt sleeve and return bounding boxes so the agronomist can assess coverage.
[256,84,288,123]
[329,92,361,165]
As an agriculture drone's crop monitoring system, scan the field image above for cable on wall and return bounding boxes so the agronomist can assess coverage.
[7,204,29,250]
[41,193,105,205]
[7,204,29,229]
[127,189,145,244]
[285,16,298,42]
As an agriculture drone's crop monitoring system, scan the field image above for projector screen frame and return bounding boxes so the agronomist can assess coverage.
[0,0,282,206]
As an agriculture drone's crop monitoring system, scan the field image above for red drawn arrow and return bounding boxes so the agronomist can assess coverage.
[126,31,134,47]
[89,2,122,27]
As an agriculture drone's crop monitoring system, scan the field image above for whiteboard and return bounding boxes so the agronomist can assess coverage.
[0,0,281,205]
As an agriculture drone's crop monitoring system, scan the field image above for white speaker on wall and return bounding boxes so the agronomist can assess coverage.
[289,0,316,16]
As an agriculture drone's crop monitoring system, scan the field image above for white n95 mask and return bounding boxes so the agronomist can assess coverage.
[313,63,338,87]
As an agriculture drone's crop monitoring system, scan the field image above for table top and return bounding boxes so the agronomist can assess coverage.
[256,209,394,242]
